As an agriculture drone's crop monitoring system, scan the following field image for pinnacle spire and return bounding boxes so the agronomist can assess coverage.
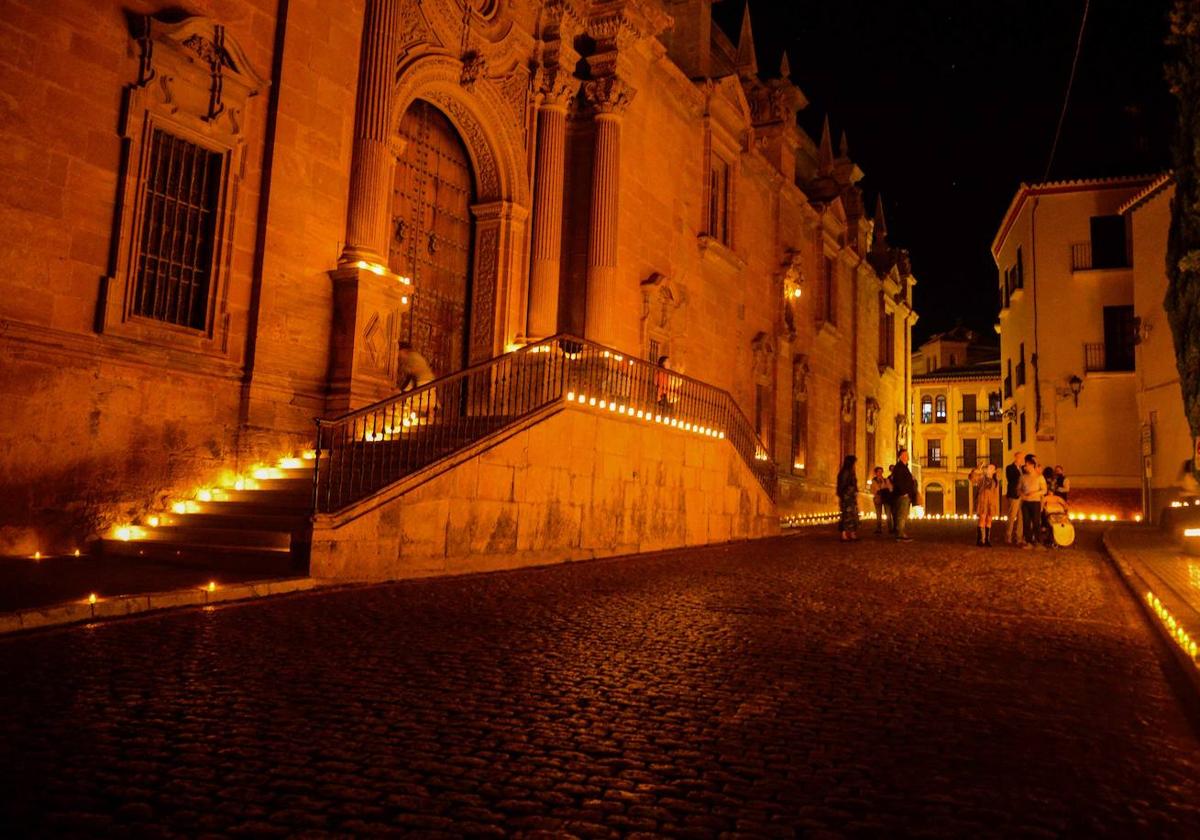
[818,116,834,170]
[873,194,888,240]
[779,51,791,79]
[735,2,758,75]
[838,130,849,158]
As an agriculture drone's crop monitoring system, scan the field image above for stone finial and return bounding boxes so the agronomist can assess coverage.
[838,129,849,159]
[818,116,834,171]
[873,194,888,239]
[779,51,792,79]
[736,2,758,76]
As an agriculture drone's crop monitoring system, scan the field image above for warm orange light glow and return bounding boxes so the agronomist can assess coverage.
[73,549,81,557]
[115,526,133,541]
[32,550,41,560]
[197,489,213,502]
[278,457,303,469]
[88,593,97,605]
[1184,528,1200,538]
[207,581,217,593]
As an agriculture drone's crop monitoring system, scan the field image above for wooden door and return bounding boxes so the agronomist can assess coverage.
[391,100,475,378]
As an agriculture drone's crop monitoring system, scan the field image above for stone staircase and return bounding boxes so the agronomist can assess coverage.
[97,455,316,577]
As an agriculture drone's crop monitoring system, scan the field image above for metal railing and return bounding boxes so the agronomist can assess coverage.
[1072,241,1130,271]
[922,455,945,468]
[313,334,777,513]
[958,409,1003,423]
[956,455,989,469]
[1084,341,1134,373]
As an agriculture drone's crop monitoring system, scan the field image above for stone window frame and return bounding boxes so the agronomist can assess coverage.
[700,113,741,253]
[100,16,264,359]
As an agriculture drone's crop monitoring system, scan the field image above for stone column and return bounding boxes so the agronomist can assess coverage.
[582,77,635,347]
[526,75,576,340]
[339,0,400,265]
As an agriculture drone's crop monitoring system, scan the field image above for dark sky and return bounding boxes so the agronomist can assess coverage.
[715,0,1175,342]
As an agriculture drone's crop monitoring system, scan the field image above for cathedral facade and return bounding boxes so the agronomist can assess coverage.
[0,0,915,557]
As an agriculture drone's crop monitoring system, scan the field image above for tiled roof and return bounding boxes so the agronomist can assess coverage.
[1118,172,1173,214]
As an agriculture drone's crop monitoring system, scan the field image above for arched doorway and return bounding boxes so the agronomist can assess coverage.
[391,99,475,377]
[925,482,944,516]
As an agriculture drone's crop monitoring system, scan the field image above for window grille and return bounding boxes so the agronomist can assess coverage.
[133,129,223,330]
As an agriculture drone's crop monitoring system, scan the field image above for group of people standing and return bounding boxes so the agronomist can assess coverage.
[837,450,917,542]
[1001,451,1071,548]
[834,448,1070,548]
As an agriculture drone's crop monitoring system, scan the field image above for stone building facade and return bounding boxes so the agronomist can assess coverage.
[0,0,916,556]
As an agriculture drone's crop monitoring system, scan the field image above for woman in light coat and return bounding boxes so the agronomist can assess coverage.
[974,463,1002,547]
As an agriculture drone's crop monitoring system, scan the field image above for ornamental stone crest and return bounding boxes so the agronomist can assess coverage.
[751,332,776,381]
[840,381,856,423]
[865,397,880,433]
[792,354,810,402]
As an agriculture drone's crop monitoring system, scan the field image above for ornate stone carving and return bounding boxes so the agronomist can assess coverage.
[459,51,489,90]
[840,381,856,423]
[751,332,776,381]
[792,354,810,402]
[865,397,880,433]
[640,272,687,346]
[397,0,438,49]
[470,227,500,362]
[583,77,636,115]
[896,413,909,446]
[538,66,577,109]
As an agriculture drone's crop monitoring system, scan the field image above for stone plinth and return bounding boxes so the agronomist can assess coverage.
[327,265,412,414]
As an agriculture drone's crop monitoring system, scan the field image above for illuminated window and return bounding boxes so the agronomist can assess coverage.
[921,395,933,424]
[935,395,947,423]
[792,400,807,476]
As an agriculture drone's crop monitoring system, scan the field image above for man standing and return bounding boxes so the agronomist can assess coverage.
[869,466,891,535]
[1005,450,1024,545]
[1019,454,1047,548]
[891,449,916,542]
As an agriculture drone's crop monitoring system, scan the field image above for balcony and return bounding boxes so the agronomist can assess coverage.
[1071,241,1131,272]
[958,408,1003,423]
[956,455,988,469]
[1084,342,1134,373]
[922,455,946,469]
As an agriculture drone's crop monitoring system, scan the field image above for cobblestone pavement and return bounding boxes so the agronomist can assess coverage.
[2,523,1199,837]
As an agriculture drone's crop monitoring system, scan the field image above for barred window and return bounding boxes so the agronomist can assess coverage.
[706,158,731,245]
[133,129,223,330]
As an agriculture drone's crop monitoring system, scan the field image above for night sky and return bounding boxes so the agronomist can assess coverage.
[717,0,1175,342]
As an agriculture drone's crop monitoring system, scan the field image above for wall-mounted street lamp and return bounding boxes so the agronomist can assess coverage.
[1068,374,1083,407]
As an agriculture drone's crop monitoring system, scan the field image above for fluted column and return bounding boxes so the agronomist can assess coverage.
[582,77,635,346]
[526,76,575,339]
[340,0,401,265]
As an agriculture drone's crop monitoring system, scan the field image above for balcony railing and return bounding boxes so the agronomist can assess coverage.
[1084,342,1134,373]
[313,334,777,512]
[958,409,1003,423]
[1071,241,1131,271]
[922,455,946,468]
[956,455,989,469]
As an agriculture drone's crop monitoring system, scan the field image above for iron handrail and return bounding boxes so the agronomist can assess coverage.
[313,333,777,513]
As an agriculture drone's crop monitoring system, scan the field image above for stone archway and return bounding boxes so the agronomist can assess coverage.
[393,56,530,363]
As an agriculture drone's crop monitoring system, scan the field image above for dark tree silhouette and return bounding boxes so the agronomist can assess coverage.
[1165,0,1200,439]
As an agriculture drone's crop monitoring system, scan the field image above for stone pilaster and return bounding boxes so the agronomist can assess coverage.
[582,76,635,347]
[526,72,577,339]
[339,0,401,265]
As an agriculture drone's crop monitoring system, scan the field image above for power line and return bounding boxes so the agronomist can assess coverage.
[1044,0,1091,181]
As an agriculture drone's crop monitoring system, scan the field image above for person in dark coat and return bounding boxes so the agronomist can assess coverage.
[890,448,916,541]
[836,455,860,541]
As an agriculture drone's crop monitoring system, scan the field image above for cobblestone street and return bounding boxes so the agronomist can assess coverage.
[2,523,1198,837]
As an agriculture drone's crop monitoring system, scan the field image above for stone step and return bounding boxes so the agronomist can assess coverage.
[136,525,293,550]
[97,539,302,577]
[158,511,310,533]
[188,499,314,518]
[214,488,310,506]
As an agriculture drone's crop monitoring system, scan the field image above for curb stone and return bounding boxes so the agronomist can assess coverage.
[0,577,331,636]
[1101,528,1200,714]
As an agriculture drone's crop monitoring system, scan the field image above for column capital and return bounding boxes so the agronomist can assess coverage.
[538,68,579,110]
[583,76,636,116]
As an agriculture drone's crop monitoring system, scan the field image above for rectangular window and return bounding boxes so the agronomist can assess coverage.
[1090,214,1128,269]
[926,439,942,468]
[1019,410,1026,443]
[1007,421,1013,451]
[1103,305,1136,371]
[792,400,807,475]
[706,158,731,245]
[132,128,223,330]
[865,428,876,471]
[1016,343,1026,386]
[1016,246,1024,289]
[989,437,1003,467]
[961,437,978,468]
[961,393,977,422]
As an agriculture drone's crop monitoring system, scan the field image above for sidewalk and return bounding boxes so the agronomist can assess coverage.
[0,554,324,635]
[1103,527,1200,697]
